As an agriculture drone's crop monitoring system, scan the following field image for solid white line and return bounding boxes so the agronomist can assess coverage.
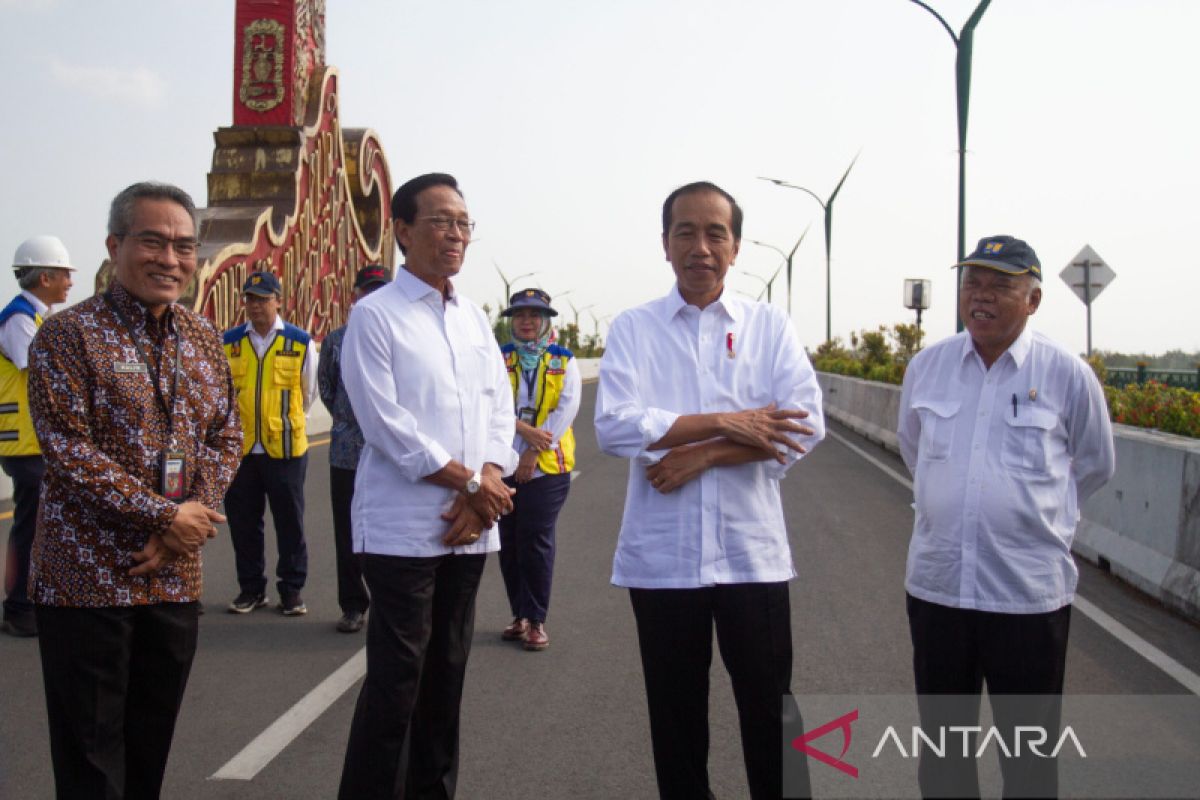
[210,648,366,781]
[826,427,1200,697]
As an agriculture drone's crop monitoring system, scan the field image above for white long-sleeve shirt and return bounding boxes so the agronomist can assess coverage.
[341,267,516,556]
[898,327,1116,614]
[595,287,824,588]
[0,290,49,369]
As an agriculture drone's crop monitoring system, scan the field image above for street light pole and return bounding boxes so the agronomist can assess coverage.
[759,156,857,344]
[908,0,992,331]
[737,264,783,303]
[749,224,810,316]
[493,260,538,303]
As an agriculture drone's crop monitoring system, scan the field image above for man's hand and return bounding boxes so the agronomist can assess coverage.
[440,493,489,547]
[161,501,226,555]
[646,443,712,494]
[718,404,813,463]
[465,470,515,521]
[130,533,178,576]
[517,421,554,451]
[514,448,539,484]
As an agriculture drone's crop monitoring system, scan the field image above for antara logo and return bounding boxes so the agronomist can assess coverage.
[793,710,1087,779]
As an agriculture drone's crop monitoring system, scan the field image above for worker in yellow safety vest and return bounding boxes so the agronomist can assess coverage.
[496,288,580,652]
[0,235,74,637]
[222,271,317,617]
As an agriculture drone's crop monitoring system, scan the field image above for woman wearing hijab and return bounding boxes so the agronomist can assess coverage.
[497,288,581,651]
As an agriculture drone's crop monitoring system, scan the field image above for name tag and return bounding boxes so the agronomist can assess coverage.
[276,351,301,358]
[114,361,148,374]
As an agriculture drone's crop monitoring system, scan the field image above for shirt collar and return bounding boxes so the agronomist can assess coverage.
[108,282,176,331]
[661,285,741,322]
[19,290,49,316]
[959,325,1034,368]
[398,265,457,306]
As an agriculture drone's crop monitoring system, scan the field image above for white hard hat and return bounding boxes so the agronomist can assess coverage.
[12,235,76,271]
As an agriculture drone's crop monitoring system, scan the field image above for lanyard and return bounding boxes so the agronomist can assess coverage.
[521,367,537,401]
[103,293,182,438]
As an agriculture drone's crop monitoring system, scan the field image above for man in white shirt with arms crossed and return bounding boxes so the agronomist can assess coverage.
[596,180,824,800]
[898,235,1115,799]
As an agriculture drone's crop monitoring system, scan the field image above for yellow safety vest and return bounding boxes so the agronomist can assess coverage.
[224,323,309,458]
[0,296,43,457]
[503,344,575,474]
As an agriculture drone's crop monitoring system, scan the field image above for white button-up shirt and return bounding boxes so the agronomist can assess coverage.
[898,328,1115,614]
[0,290,49,369]
[245,314,319,455]
[595,287,825,588]
[341,267,516,556]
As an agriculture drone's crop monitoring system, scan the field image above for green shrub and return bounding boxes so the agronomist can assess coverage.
[1105,380,1200,438]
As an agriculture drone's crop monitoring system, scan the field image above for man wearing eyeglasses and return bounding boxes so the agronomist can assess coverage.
[0,235,75,639]
[27,181,242,798]
[222,271,318,618]
[337,173,516,799]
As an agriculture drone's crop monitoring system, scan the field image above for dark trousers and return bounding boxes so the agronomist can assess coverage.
[497,472,570,623]
[225,453,308,596]
[339,553,486,800]
[629,582,801,800]
[35,602,199,800]
[330,465,369,615]
[2,454,44,620]
[907,594,1072,800]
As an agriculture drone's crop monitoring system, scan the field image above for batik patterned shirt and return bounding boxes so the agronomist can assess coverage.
[27,283,243,606]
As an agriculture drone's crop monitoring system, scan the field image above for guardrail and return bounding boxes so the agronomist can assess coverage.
[1106,365,1200,391]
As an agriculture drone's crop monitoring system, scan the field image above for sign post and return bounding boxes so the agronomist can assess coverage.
[1059,245,1115,357]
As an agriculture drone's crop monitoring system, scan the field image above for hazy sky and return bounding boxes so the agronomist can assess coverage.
[2,0,1197,355]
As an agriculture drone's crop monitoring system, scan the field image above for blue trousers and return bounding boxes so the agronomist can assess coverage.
[225,453,308,596]
[497,471,570,623]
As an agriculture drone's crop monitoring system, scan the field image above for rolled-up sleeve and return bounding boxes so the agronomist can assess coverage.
[595,314,680,461]
[341,303,453,481]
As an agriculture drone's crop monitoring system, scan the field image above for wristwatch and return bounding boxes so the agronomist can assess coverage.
[465,471,482,495]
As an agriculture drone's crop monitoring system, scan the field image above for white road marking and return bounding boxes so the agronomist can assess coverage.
[210,648,366,781]
[826,427,1200,697]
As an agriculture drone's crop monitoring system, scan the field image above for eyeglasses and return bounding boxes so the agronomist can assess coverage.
[119,231,200,258]
[416,216,475,236]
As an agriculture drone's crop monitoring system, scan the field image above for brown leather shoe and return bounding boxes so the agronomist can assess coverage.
[501,617,529,641]
[524,622,549,651]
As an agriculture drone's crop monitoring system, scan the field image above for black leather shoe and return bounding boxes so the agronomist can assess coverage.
[337,611,365,633]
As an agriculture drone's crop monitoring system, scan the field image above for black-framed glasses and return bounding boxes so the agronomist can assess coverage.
[118,231,201,258]
[416,216,475,236]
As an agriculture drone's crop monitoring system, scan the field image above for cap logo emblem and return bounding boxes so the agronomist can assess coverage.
[984,242,1004,253]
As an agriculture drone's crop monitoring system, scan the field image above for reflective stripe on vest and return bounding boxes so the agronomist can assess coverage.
[0,297,43,457]
[224,325,309,459]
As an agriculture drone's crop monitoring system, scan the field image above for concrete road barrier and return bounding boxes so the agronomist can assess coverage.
[817,371,1200,622]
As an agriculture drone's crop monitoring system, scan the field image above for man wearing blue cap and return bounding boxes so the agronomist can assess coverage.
[222,271,318,616]
[898,235,1115,798]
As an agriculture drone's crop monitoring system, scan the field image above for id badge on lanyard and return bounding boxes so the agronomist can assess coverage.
[161,450,187,502]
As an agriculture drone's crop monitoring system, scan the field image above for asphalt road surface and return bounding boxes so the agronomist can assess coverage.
[2,382,1197,798]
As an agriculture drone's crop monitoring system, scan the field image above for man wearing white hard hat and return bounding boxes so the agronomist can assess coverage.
[0,235,74,637]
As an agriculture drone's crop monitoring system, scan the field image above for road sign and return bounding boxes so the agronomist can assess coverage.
[1059,244,1116,306]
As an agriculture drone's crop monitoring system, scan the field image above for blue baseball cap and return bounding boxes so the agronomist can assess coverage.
[955,235,1042,281]
[242,271,282,297]
[501,287,558,317]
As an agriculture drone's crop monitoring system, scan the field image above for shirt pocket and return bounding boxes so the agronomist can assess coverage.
[1000,406,1058,473]
[472,345,499,396]
[911,398,960,463]
[272,356,301,388]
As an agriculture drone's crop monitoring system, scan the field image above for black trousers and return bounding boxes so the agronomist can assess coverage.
[497,472,571,623]
[339,553,486,800]
[1,454,44,620]
[330,465,369,615]
[629,582,801,800]
[35,602,199,800]
[225,453,308,596]
[907,593,1072,800]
